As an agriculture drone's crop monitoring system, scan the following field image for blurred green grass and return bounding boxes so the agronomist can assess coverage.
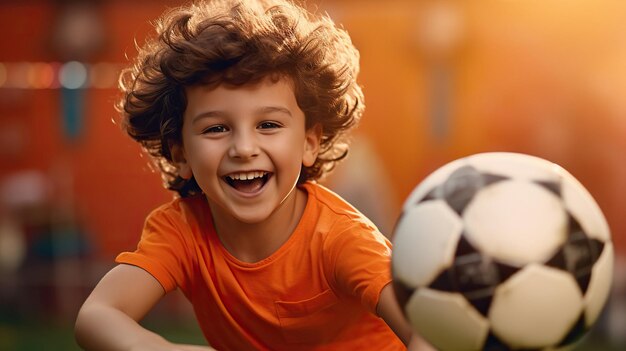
[0,320,622,351]
[0,319,206,351]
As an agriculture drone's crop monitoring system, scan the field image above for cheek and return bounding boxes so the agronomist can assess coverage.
[270,139,305,169]
[186,142,221,173]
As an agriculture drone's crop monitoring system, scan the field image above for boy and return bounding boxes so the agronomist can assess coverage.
[75,0,430,350]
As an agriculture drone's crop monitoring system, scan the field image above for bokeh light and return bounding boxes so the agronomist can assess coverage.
[59,61,88,89]
[27,62,55,89]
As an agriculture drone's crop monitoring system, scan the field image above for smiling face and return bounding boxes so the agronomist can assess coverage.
[172,76,320,226]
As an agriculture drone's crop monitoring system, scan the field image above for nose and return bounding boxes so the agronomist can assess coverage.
[228,130,259,160]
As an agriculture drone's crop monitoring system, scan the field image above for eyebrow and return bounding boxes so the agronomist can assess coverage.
[258,106,293,117]
[191,110,226,124]
[191,106,293,124]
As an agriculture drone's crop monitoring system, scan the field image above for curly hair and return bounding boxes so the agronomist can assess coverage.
[117,0,364,197]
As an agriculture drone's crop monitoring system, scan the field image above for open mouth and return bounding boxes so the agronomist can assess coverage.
[224,171,271,193]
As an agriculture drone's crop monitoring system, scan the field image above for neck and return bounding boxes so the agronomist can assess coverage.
[209,187,307,263]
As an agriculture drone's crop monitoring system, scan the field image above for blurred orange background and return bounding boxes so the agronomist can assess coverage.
[1,0,624,256]
[1,0,625,349]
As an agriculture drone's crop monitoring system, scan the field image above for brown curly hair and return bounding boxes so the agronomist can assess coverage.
[117,0,364,197]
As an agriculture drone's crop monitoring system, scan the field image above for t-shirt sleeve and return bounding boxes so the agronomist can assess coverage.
[116,206,192,293]
[325,221,393,314]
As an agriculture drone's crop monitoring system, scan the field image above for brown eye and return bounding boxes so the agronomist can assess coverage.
[258,121,280,129]
[203,125,228,133]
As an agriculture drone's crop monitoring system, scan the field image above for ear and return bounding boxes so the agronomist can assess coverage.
[170,141,193,180]
[302,124,322,167]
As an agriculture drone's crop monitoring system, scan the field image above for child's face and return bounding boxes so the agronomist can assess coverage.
[174,77,320,224]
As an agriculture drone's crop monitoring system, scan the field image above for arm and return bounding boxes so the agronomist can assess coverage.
[75,264,215,351]
[377,284,436,351]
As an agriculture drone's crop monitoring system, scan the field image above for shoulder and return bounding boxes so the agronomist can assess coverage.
[117,195,210,292]
[303,182,378,231]
[302,182,388,247]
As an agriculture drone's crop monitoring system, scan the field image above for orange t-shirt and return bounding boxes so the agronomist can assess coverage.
[116,182,405,350]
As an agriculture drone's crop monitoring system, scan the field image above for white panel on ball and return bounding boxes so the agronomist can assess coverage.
[392,200,462,287]
[463,180,567,265]
[406,288,489,351]
[489,264,584,349]
[584,242,614,327]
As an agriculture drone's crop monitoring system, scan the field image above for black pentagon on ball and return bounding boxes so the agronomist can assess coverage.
[429,235,520,317]
[483,331,523,351]
[392,278,415,314]
[420,165,509,216]
[533,179,562,197]
[546,213,605,294]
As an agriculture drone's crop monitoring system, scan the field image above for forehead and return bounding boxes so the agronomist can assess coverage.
[184,75,299,115]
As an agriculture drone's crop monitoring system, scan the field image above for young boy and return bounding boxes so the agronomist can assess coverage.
[75,0,430,350]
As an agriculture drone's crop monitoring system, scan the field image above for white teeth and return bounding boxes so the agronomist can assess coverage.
[228,171,267,181]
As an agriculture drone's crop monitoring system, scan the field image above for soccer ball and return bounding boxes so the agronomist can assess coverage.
[391,152,613,350]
